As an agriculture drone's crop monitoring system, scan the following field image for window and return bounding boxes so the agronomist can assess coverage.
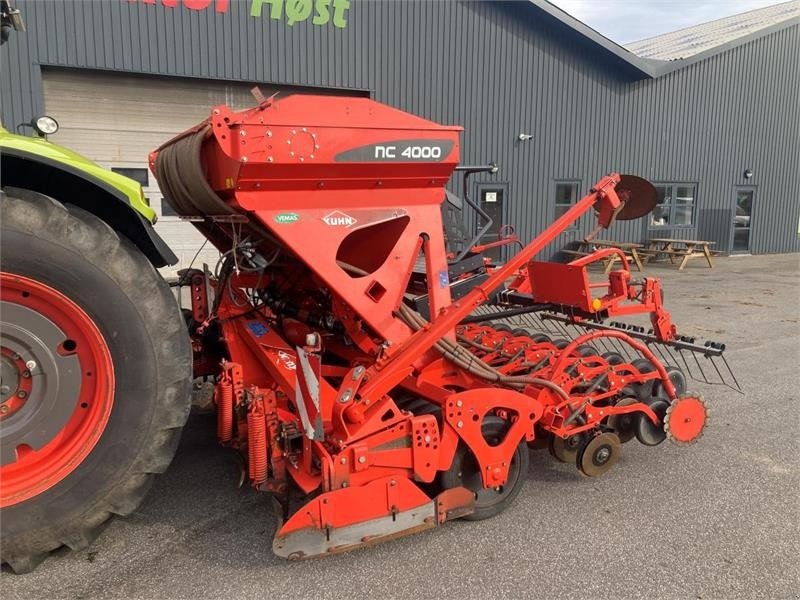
[554,181,580,223]
[650,183,696,227]
[160,199,179,218]
[111,167,149,187]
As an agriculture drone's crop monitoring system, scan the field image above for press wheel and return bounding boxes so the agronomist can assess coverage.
[576,432,621,477]
[548,433,584,463]
[607,396,638,443]
[635,397,669,446]
[441,416,529,521]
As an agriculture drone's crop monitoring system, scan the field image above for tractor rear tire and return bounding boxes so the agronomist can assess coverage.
[0,189,192,573]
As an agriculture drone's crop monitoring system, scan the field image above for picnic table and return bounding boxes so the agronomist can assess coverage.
[646,238,715,271]
[563,239,648,273]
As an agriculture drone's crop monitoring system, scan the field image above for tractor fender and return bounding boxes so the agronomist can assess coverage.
[0,147,177,267]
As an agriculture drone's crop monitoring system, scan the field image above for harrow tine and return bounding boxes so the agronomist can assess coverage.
[661,346,674,365]
[678,348,692,375]
[708,352,726,384]
[720,354,742,392]
[598,338,615,356]
[550,318,566,336]
[540,319,556,335]
[659,345,673,365]
[713,354,744,393]
[691,349,711,384]
[612,337,630,359]
[649,343,665,364]
[663,344,682,367]
[677,349,702,384]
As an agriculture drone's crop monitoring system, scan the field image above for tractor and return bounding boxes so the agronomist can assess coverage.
[1,2,735,573]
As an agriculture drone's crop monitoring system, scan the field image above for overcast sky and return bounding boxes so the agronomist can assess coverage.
[548,0,789,44]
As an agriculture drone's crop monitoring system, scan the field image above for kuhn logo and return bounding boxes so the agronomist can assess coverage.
[322,211,357,227]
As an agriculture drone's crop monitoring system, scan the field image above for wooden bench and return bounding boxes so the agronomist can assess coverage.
[645,238,716,271]
[574,240,648,273]
[561,247,639,274]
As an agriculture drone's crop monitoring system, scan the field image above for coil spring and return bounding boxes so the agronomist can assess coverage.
[247,402,267,484]
[217,380,233,442]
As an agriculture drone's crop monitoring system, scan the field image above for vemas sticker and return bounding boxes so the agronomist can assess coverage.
[275,212,300,224]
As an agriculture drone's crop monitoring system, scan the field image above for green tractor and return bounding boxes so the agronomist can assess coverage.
[0,0,192,573]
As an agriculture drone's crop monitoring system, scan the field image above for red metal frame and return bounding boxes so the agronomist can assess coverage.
[153,94,707,557]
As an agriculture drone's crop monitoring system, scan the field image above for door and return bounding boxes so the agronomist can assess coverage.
[476,183,507,263]
[731,187,755,253]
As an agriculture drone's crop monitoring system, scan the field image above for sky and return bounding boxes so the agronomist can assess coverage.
[548,0,789,44]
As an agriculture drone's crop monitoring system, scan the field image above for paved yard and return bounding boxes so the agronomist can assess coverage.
[3,254,799,599]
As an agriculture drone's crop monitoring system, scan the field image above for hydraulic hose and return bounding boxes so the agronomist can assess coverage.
[397,304,570,402]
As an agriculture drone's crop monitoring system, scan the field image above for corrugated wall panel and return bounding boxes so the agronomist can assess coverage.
[2,0,798,255]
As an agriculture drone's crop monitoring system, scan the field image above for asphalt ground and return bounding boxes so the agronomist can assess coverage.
[3,253,799,599]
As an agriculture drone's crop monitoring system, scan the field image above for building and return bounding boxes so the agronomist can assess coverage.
[3,0,799,275]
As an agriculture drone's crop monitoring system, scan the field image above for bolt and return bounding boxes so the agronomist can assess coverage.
[17,391,27,399]
[358,456,366,464]
[424,435,431,443]
[26,360,36,371]
[340,457,347,464]
[456,400,463,407]
[266,130,272,137]
[457,420,463,429]
[341,482,348,488]
[0,405,8,414]
[292,129,297,134]
[389,480,396,487]
[352,366,365,380]
[339,389,352,403]
[240,130,246,137]
[21,371,30,379]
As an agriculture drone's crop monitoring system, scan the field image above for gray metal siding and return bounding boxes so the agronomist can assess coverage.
[2,0,798,255]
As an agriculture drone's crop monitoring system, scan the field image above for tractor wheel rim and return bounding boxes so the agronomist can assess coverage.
[0,273,114,508]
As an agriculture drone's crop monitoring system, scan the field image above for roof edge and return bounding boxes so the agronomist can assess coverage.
[645,14,800,75]
[529,0,657,79]
[530,0,800,79]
